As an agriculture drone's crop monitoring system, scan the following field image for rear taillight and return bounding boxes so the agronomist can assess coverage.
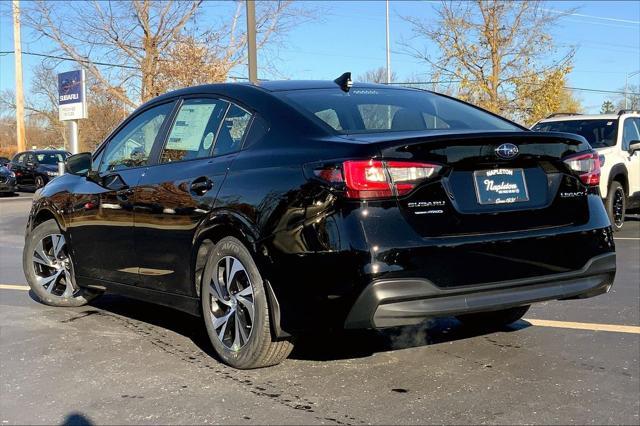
[313,160,442,199]
[564,151,600,186]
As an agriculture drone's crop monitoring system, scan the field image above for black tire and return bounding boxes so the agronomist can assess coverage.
[201,236,293,369]
[605,181,626,231]
[23,219,100,307]
[456,305,530,329]
[35,176,45,189]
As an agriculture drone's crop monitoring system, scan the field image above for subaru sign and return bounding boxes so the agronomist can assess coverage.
[58,70,87,121]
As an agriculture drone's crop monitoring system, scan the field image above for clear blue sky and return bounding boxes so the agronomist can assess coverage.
[1,0,639,113]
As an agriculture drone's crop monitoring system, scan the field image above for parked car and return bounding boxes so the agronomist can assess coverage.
[0,156,10,167]
[10,150,70,190]
[24,76,616,369]
[0,165,17,195]
[532,111,640,230]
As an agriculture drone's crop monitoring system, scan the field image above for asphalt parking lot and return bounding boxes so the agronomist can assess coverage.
[1,192,638,425]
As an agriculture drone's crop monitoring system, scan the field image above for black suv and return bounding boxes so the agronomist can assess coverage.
[24,79,616,368]
[10,150,69,190]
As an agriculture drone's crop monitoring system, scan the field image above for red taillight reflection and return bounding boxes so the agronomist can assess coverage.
[315,160,441,199]
[563,151,600,186]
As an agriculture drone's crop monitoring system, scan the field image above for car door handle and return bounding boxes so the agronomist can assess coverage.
[190,177,213,195]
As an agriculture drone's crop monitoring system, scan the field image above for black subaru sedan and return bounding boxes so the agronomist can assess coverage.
[23,77,616,368]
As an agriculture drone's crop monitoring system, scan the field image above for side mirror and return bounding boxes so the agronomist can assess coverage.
[629,141,640,155]
[65,152,99,183]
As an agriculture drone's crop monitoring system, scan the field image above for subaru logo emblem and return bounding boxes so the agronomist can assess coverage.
[495,143,519,159]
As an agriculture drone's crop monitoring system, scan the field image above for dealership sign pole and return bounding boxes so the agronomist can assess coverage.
[57,70,87,154]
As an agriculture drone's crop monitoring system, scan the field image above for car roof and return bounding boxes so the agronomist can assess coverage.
[538,113,639,123]
[150,80,415,102]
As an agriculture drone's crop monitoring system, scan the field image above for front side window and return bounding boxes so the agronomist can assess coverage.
[13,153,25,165]
[622,118,640,150]
[161,98,229,163]
[99,103,173,174]
[213,104,252,156]
[278,88,519,134]
[532,119,618,148]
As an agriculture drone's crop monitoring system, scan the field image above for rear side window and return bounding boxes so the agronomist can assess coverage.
[213,104,252,156]
[161,98,229,163]
[279,88,519,134]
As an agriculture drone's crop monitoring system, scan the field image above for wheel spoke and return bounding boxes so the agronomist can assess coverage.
[210,280,231,306]
[224,256,231,288]
[227,259,244,290]
[237,286,252,297]
[236,310,249,344]
[51,235,65,259]
[236,295,254,324]
[215,310,233,342]
[38,270,62,293]
[232,312,242,350]
[61,270,75,297]
[33,240,54,267]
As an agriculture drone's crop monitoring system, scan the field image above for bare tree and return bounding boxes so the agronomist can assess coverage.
[357,67,397,84]
[24,0,310,107]
[401,0,576,122]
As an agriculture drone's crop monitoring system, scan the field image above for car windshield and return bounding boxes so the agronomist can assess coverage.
[36,152,67,165]
[532,119,618,148]
[278,88,520,134]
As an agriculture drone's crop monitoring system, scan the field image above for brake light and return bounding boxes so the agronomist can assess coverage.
[314,160,442,199]
[564,151,600,186]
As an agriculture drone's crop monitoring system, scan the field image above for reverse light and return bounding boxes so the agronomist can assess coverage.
[564,151,600,186]
[314,160,442,199]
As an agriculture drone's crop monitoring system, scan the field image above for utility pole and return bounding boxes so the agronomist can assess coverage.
[385,0,391,84]
[625,70,640,110]
[246,0,257,84]
[12,0,26,152]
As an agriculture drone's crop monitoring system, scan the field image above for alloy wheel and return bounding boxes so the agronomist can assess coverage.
[31,233,76,297]
[613,187,625,227]
[35,176,45,189]
[208,256,255,351]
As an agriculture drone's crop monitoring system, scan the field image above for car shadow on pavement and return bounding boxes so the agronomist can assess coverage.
[85,294,529,363]
[60,412,94,425]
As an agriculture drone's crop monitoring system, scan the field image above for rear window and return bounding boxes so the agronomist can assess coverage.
[278,88,519,134]
[532,119,618,148]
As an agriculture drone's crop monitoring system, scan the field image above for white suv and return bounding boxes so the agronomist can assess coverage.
[533,111,640,230]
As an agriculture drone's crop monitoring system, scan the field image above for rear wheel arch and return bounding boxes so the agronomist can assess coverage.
[608,165,628,195]
[191,213,262,298]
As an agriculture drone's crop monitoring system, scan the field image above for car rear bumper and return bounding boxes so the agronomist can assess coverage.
[344,252,616,329]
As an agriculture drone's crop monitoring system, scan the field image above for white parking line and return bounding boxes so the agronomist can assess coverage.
[0,284,29,291]
[526,318,640,334]
[614,237,640,240]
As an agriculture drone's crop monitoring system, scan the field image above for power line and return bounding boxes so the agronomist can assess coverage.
[388,81,640,96]
[2,50,638,95]
[0,50,249,81]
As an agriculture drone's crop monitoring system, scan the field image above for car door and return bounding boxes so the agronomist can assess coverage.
[622,117,640,198]
[24,153,39,186]
[66,101,175,285]
[134,97,253,295]
[10,153,26,186]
